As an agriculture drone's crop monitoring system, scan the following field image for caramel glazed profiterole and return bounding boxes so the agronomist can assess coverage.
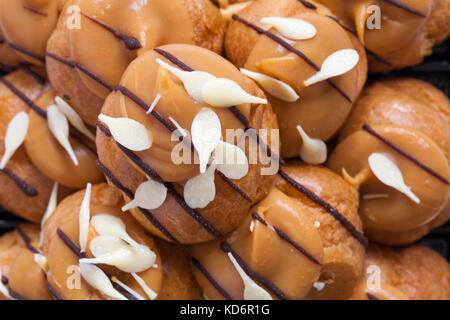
[96,43,279,244]
[39,183,202,300]
[314,0,450,72]
[328,77,450,246]
[193,162,365,300]
[45,0,226,127]
[225,0,368,159]
[0,68,103,222]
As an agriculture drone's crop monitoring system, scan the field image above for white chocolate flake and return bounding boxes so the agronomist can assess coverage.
[214,141,249,180]
[47,105,79,166]
[304,49,359,86]
[33,254,48,272]
[98,114,152,151]
[91,214,139,247]
[240,68,299,102]
[55,96,95,142]
[368,153,420,204]
[297,124,327,165]
[156,58,215,102]
[111,276,146,300]
[131,272,158,300]
[191,108,222,173]
[0,112,29,170]
[39,182,58,248]
[121,180,167,212]
[80,235,156,273]
[79,262,127,300]
[201,78,267,107]
[313,281,326,291]
[79,183,91,253]
[184,164,216,209]
[261,17,317,40]
[249,220,255,232]
[314,221,320,228]
[227,253,272,300]
[169,117,188,138]
[146,94,162,115]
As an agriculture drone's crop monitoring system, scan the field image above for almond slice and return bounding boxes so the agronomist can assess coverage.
[240,69,299,102]
[297,124,327,165]
[79,262,127,300]
[201,78,268,107]
[0,111,29,170]
[156,58,216,102]
[121,180,167,212]
[39,182,58,248]
[78,183,91,253]
[183,164,216,209]
[191,108,222,173]
[131,272,158,300]
[304,49,359,86]
[227,252,272,300]
[368,153,420,204]
[55,96,95,142]
[98,114,152,151]
[214,141,249,180]
[261,17,317,40]
[47,105,79,166]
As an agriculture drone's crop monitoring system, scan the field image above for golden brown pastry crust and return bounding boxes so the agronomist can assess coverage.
[362,244,450,300]
[275,162,365,300]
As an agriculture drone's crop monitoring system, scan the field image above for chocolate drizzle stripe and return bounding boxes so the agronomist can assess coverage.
[113,283,138,300]
[251,212,321,265]
[81,13,142,51]
[231,14,352,103]
[192,257,234,300]
[209,0,220,8]
[297,0,317,9]
[278,169,369,247]
[0,77,47,118]
[220,242,290,300]
[23,5,48,16]
[367,293,379,300]
[95,159,180,244]
[325,15,392,67]
[57,229,86,259]
[0,62,15,73]
[217,171,252,203]
[362,124,450,185]
[0,168,38,197]
[45,277,64,300]
[153,48,194,72]
[1,276,8,285]
[45,52,113,91]
[8,42,45,63]
[8,288,28,300]
[382,0,426,17]
[0,37,3,44]
[16,226,40,254]
[18,64,46,84]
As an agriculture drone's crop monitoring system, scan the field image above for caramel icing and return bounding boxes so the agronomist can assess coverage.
[192,187,323,300]
[104,44,254,182]
[0,29,20,69]
[0,0,64,65]
[315,0,439,68]
[24,89,104,188]
[44,184,163,300]
[226,0,365,158]
[328,124,450,232]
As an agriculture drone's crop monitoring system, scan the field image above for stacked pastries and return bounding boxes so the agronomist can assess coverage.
[0,0,449,300]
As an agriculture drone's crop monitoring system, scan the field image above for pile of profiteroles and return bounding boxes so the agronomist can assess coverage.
[0,0,449,300]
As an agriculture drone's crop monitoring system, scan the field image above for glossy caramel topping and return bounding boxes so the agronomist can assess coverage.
[44,184,163,300]
[193,187,323,300]
[66,0,197,99]
[328,124,450,232]
[105,44,255,182]
[24,89,104,188]
[227,0,364,158]
[0,0,62,65]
